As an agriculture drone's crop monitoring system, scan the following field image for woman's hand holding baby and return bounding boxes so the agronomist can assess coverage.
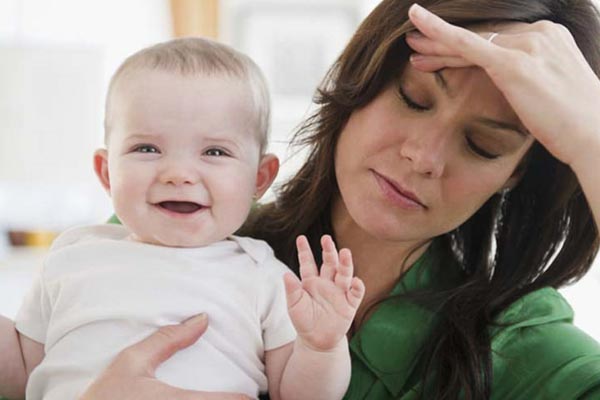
[80,314,251,400]
[284,235,365,351]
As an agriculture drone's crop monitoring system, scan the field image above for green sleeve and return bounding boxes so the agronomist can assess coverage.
[490,288,600,399]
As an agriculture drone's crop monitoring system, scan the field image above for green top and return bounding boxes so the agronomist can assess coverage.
[345,245,600,399]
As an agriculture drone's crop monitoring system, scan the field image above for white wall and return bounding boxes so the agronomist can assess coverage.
[0,0,360,229]
[0,0,172,230]
[219,0,362,191]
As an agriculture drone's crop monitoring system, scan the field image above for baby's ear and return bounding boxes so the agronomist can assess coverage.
[93,149,111,194]
[254,154,279,200]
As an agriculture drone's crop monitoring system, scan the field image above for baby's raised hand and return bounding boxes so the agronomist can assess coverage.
[283,235,365,351]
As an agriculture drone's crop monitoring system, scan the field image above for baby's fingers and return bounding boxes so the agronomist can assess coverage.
[283,272,303,309]
[296,235,318,281]
[320,235,338,281]
[347,277,366,309]
[334,248,354,291]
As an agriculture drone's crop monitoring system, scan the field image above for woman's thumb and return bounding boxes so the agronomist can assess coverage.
[117,313,209,376]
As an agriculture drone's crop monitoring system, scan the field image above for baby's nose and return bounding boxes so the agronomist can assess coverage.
[159,161,199,185]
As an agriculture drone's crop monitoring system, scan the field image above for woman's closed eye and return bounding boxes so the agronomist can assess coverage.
[398,85,430,112]
[465,136,500,160]
[397,83,515,161]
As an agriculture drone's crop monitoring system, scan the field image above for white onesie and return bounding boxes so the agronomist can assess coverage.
[15,224,296,400]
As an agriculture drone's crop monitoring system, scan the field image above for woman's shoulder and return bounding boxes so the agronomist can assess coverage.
[492,287,574,332]
[490,287,600,399]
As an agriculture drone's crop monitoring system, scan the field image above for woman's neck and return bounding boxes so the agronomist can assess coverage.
[331,195,431,314]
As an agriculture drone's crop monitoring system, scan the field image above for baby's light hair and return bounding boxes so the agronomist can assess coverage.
[104,37,271,153]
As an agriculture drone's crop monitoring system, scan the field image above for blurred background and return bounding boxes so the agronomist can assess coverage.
[0,0,377,239]
[0,0,598,341]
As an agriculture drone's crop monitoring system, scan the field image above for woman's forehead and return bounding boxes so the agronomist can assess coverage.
[403,64,519,115]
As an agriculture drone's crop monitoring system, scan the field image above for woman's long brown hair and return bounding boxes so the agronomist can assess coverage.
[241,0,600,398]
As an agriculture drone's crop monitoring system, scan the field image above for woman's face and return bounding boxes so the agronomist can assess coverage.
[333,64,535,244]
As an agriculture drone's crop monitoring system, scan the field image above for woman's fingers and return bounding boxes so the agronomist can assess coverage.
[406,30,455,56]
[117,314,209,375]
[407,3,502,69]
[176,391,252,400]
[406,29,508,57]
[80,315,244,400]
[296,235,318,281]
[320,235,338,281]
[410,54,472,71]
[407,3,600,165]
[83,379,250,400]
[152,387,252,400]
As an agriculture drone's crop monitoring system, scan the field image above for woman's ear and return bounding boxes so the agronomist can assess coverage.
[94,149,111,195]
[254,154,279,200]
[501,156,529,192]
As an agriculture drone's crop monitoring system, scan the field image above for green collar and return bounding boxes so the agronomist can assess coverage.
[348,240,460,397]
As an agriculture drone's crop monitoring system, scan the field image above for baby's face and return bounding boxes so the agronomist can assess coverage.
[98,70,264,247]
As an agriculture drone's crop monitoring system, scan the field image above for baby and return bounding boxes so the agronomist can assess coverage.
[0,38,364,399]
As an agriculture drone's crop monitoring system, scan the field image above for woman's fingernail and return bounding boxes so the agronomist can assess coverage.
[410,54,425,63]
[184,313,208,326]
[406,30,424,39]
[410,3,427,18]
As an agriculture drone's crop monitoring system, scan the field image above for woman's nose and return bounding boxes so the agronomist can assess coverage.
[399,129,449,179]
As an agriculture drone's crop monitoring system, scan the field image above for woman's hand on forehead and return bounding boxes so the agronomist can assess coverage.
[404,3,600,168]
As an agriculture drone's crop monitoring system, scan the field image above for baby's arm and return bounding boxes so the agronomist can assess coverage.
[266,338,351,400]
[267,235,365,400]
[0,315,44,399]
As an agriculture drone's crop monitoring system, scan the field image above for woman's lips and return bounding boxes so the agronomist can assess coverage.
[371,170,427,210]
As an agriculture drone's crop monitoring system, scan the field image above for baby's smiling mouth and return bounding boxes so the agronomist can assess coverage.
[157,201,204,214]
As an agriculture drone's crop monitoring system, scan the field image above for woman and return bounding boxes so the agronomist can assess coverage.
[81,0,600,398]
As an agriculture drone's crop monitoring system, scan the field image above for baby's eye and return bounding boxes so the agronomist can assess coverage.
[204,148,229,157]
[133,144,160,153]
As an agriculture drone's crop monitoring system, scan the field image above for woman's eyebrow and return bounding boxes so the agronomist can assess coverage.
[434,70,449,93]
[433,70,458,98]
[475,117,530,138]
